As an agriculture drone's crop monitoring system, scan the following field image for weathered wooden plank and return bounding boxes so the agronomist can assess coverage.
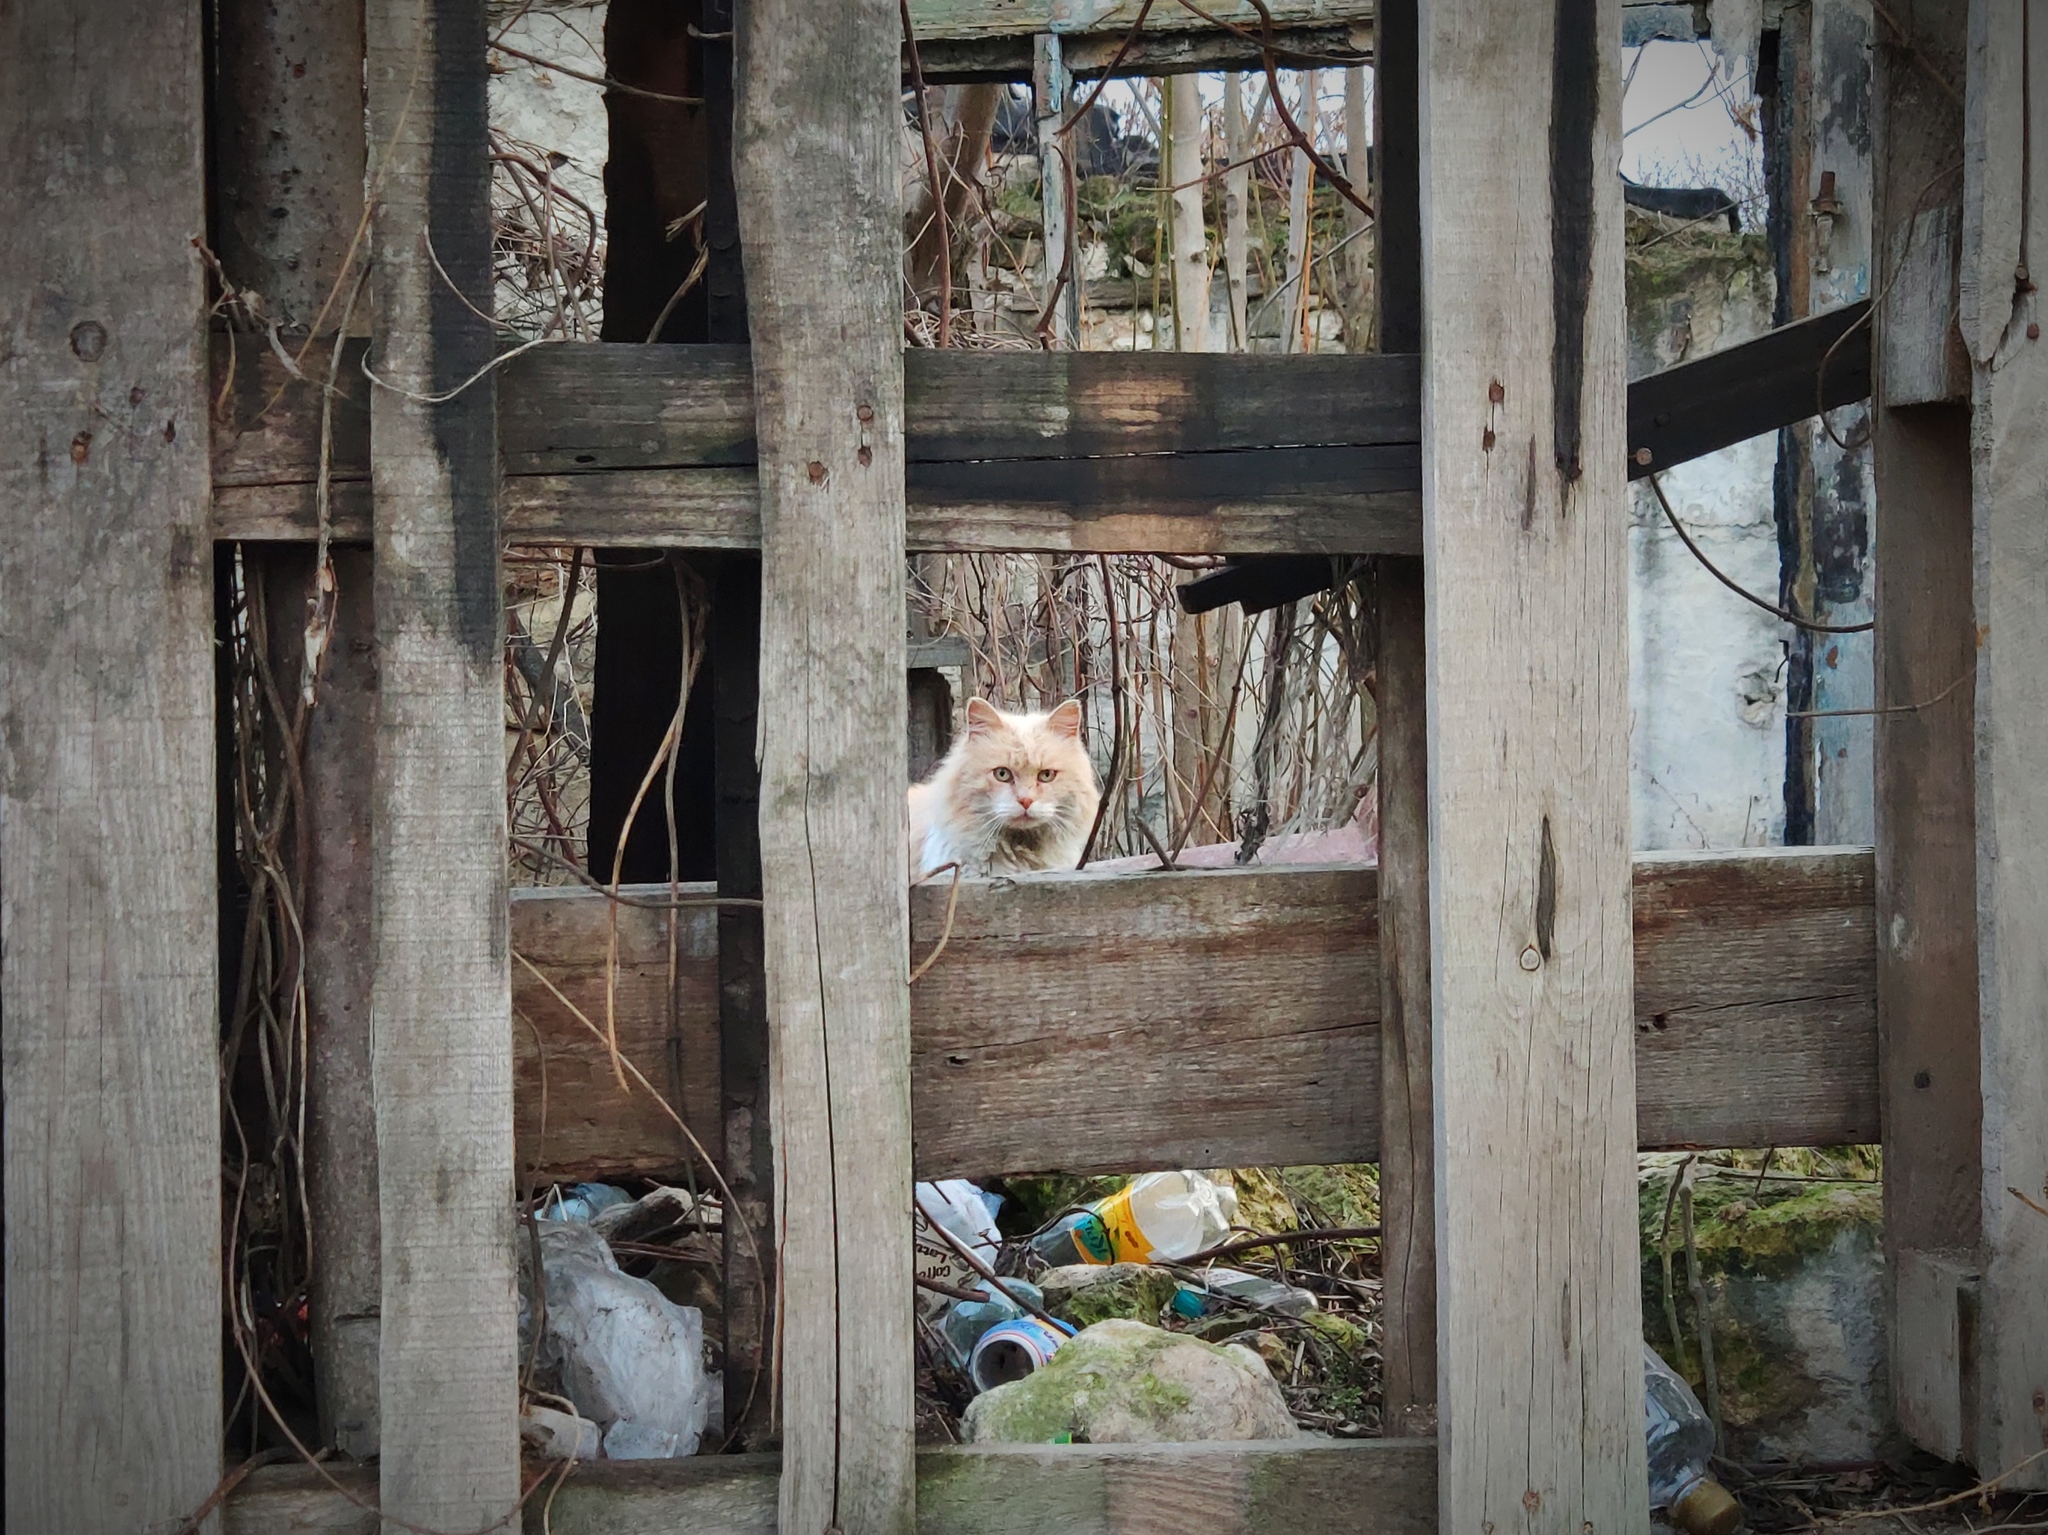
[1870,0,1983,1468]
[217,342,1422,481]
[1633,846,1878,1149]
[212,0,380,1458]
[1420,1,1647,1530]
[711,555,776,1449]
[1373,556,1435,1438]
[1959,0,2048,1487]
[510,885,724,1181]
[736,0,917,1529]
[1369,0,1432,1441]
[908,865,1379,1175]
[905,0,1373,42]
[363,0,520,1527]
[1,4,224,1528]
[1625,300,1873,479]
[228,1440,1436,1535]
[913,24,1368,85]
[509,850,1880,1182]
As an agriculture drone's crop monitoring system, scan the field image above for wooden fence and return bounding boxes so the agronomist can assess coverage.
[5,0,2046,1531]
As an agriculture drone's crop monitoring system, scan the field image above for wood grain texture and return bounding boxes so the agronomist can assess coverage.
[1373,558,1436,1437]
[0,5,225,1528]
[228,1440,1436,1535]
[212,0,381,1456]
[735,0,917,1526]
[1633,847,1877,1149]
[510,884,724,1181]
[209,339,1426,552]
[1419,2,1648,1529]
[1868,1,1983,1466]
[510,851,1881,1181]
[914,24,1368,86]
[905,0,1374,41]
[264,548,384,1457]
[1370,1,1432,1438]
[364,0,521,1526]
[909,865,1380,1175]
[1960,1,2048,1485]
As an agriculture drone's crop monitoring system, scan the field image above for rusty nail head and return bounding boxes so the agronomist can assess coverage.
[2030,322,2042,341]
[857,445,873,466]
[807,460,826,484]
[856,403,874,423]
[70,431,92,464]
[1488,380,1505,404]
[1634,447,1653,466]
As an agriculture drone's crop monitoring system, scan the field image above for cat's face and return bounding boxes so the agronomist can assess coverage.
[950,697,1095,833]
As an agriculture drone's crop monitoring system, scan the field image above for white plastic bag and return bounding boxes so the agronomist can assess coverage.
[534,1221,710,1458]
[913,1179,1003,1316]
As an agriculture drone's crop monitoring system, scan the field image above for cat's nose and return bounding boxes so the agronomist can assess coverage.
[1015,794,1035,810]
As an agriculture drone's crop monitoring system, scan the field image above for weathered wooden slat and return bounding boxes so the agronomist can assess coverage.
[216,340,1421,482]
[1871,2,1979,1464]
[1626,300,1873,480]
[363,0,521,1526]
[914,24,1367,85]
[1421,1,1646,1527]
[906,0,1373,42]
[509,849,1879,1182]
[1370,0,1433,1443]
[736,0,917,1526]
[226,1439,1436,1535]
[1,4,225,1528]
[1959,7,2048,1488]
[209,339,1425,552]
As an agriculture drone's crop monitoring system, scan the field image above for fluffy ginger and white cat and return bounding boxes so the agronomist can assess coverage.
[908,697,1101,881]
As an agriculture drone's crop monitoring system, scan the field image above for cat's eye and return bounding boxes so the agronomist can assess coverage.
[1038,769,1057,782]
[993,766,1013,782]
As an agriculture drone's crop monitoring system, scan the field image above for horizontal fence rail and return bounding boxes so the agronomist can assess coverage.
[510,847,1877,1183]
[210,339,1424,554]
[227,1439,1437,1535]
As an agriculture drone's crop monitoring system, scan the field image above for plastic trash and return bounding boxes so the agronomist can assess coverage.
[939,1279,1046,1372]
[1026,1210,1116,1267]
[914,1179,1003,1315]
[1645,1344,1743,1535]
[528,1220,710,1458]
[542,1182,633,1225]
[1037,1172,1238,1266]
[1169,1267,1319,1319]
[970,1316,1072,1391]
[521,1404,602,1461]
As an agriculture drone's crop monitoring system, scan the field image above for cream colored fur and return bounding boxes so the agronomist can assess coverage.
[908,697,1100,880]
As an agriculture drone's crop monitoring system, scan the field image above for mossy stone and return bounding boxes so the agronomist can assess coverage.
[963,1319,1298,1445]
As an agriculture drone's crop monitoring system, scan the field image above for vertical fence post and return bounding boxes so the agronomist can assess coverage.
[1870,0,1980,1467]
[212,0,381,1456]
[1370,0,1436,1444]
[1419,1,1647,1528]
[736,0,917,1525]
[1960,0,2048,1487]
[1,5,225,1530]
[364,0,522,1526]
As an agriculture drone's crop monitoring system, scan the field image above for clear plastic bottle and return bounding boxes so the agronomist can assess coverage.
[1644,1344,1744,1535]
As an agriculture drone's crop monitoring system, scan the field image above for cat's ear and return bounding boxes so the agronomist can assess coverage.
[964,697,1004,737]
[1045,698,1084,739]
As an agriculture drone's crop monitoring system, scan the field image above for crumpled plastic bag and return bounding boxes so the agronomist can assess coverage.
[522,1220,709,1458]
